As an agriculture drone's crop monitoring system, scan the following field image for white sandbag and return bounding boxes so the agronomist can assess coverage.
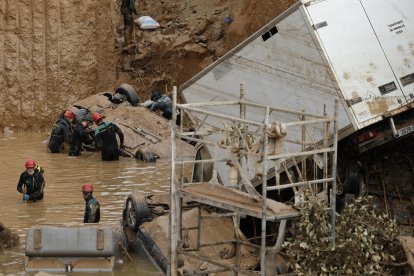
[135,16,160,30]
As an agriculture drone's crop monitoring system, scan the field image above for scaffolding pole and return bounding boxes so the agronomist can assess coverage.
[169,85,339,275]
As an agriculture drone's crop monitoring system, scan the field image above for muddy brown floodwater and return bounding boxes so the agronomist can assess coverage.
[0,132,168,275]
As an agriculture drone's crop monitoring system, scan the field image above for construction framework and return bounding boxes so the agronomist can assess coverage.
[169,85,339,275]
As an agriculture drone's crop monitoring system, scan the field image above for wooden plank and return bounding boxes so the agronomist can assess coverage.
[179,183,299,221]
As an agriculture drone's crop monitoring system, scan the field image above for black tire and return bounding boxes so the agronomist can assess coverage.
[135,149,158,163]
[125,191,150,231]
[115,83,140,106]
[137,228,168,274]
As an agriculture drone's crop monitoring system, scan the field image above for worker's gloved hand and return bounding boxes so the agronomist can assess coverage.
[23,194,30,201]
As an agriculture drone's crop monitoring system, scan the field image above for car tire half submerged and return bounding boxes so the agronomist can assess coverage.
[135,149,158,163]
[125,191,150,231]
[115,83,140,106]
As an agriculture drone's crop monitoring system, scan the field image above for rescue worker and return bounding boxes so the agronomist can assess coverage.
[121,0,137,45]
[148,91,173,120]
[82,183,100,223]
[69,119,89,156]
[48,110,74,153]
[17,159,45,202]
[92,112,125,161]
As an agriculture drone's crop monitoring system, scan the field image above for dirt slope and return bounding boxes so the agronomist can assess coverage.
[0,0,296,132]
[0,0,117,132]
[116,0,297,99]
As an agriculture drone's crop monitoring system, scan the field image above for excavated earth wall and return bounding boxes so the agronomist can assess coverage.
[0,0,117,132]
[0,0,297,133]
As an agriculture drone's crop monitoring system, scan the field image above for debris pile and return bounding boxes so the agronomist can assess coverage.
[283,196,407,275]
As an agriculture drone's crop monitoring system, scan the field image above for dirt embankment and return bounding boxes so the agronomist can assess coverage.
[0,0,296,132]
[116,0,296,99]
[0,0,117,132]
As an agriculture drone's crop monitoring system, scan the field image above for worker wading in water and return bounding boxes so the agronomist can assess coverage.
[17,159,45,202]
[121,0,137,45]
[69,118,91,157]
[48,110,75,153]
[92,112,125,161]
[82,184,100,223]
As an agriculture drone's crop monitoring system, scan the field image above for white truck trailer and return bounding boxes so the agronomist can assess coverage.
[180,0,414,189]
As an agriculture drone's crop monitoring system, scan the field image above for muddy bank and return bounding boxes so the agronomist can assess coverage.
[0,0,117,132]
[117,0,297,100]
[70,90,195,160]
[0,0,296,133]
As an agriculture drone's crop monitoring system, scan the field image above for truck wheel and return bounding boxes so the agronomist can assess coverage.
[125,191,150,231]
[115,84,140,106]
[135,149,158,163]
[137,228,168,273]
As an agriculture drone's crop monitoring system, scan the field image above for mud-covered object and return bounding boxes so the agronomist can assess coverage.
[135,149,159,162]
[115,84,140,106]
[0,222,19,251]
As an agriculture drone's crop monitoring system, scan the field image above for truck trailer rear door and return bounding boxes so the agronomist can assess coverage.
[304,0,408,129]
[360,0,414,99]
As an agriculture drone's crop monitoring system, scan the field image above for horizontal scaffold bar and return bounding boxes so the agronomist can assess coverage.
[267,178,335,191]
[267,147,334,160]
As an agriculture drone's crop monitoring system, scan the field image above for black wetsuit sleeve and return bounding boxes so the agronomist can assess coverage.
[28,174,45,199]
[150,101,158,111]
[17,173,25,193]
[114,124,125,146]
[62,120,73,142]
[95,131,102,150]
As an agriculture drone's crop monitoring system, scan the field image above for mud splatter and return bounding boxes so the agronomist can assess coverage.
[343,72,350,80]
[367,98,389,115]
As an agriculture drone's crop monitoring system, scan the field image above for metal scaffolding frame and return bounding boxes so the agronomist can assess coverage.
[169,85,339,275]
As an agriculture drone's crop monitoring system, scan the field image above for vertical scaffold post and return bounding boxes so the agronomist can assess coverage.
[260,106,270,275]
[330,98,339,246]
[170,86,179,276]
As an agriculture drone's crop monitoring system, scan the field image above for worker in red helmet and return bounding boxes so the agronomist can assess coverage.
[92,112,125,161]
[47,110,75,153]
[82,183,100,223]
[17,159,45,202]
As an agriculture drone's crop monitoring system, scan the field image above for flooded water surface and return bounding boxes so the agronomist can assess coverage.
[0,132,171,275]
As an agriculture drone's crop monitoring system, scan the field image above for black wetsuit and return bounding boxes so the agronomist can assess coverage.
[69,122,94,156]
[48,118,72,153]
[17,170,45,201]
[84,193,100,223]
[95,122,124,161]
[121,0,136,28]
[150,95,173,120]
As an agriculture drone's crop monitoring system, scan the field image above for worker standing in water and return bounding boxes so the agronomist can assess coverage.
[92,112,125,161]
[48,110,75,153]
[17,159,45,202]
[121,0,137,45]
[82,184,100,223]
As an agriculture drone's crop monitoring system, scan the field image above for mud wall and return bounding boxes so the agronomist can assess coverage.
[0,0,117,132]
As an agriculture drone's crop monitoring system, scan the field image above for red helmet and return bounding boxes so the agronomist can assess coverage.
[91,112,102,123]
[81,183,94,193]
[25,159,36,169]
[64,110,75,119]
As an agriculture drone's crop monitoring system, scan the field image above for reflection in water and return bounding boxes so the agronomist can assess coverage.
[0,132,170,275]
